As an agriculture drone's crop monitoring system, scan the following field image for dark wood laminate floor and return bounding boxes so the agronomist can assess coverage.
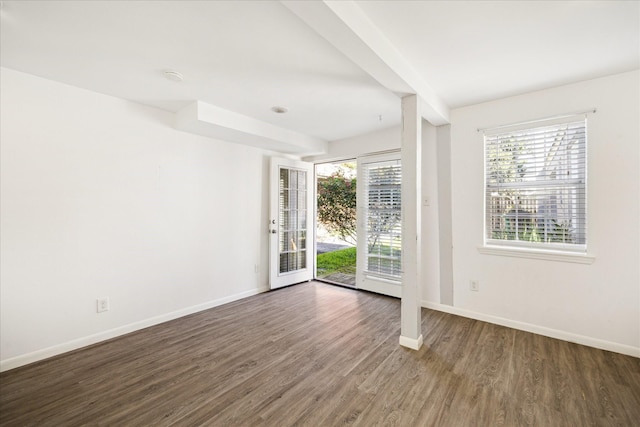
[1,282,639,426]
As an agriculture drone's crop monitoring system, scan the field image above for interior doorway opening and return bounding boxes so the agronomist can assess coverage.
[315,161,357,287]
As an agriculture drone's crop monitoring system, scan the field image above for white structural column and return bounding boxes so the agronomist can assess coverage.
[399,95,423,350]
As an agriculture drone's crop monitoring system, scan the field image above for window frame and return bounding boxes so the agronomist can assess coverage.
[480,114,593,262]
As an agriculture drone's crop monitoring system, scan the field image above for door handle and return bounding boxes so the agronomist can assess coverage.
[271,230,277,234]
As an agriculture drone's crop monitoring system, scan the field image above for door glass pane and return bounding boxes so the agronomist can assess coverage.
[279,167,307,274]
[298,231,306,249]
[298,210,307,230]
[297,191,306,209]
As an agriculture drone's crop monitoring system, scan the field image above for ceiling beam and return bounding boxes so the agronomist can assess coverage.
[282,0,449,126]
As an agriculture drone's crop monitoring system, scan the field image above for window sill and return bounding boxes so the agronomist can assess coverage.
[477,245,595,264]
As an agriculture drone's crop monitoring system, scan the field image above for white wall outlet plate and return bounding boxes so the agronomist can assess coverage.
[97,297,110,313]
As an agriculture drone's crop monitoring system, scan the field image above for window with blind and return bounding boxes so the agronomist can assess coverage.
[363,159,402,278]
[484,116,587,252]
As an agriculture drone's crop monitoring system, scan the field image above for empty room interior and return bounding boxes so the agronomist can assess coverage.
[1,1,639,425]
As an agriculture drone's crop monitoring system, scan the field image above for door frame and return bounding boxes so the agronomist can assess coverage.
[313,159,358,288]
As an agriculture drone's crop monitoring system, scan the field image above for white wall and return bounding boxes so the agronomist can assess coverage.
[441,70,640,354]
[435,125,453,305]
[421,121,441,303]
[0,68,272,369]
[304,125,400,164]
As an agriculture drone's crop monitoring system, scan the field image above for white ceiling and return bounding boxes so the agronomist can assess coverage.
[358,0,640,108]
[1,1,638,146]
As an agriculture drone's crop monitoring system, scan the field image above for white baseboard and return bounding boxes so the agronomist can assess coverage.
[421,300,640,358]
[399,334,424,351]
[1,286,269,372]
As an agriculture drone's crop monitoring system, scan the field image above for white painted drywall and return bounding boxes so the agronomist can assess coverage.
[448,70,640,350]
[303,125,400,163]
[421,121,441,304]
[0,68,272,367]
[436,125,453,305]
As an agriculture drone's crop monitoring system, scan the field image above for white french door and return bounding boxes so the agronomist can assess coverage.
[269,157,314,289]
[356,153,402,298]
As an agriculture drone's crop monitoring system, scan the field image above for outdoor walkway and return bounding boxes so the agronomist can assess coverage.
[316,242,350,254]
[319,272,356,287]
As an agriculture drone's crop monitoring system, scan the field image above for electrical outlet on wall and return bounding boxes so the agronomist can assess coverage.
[97,297,110,313]
[469,280,480,292]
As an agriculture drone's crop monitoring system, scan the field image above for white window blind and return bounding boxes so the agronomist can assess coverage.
[362,159,402,278]
[484,116,587,252]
